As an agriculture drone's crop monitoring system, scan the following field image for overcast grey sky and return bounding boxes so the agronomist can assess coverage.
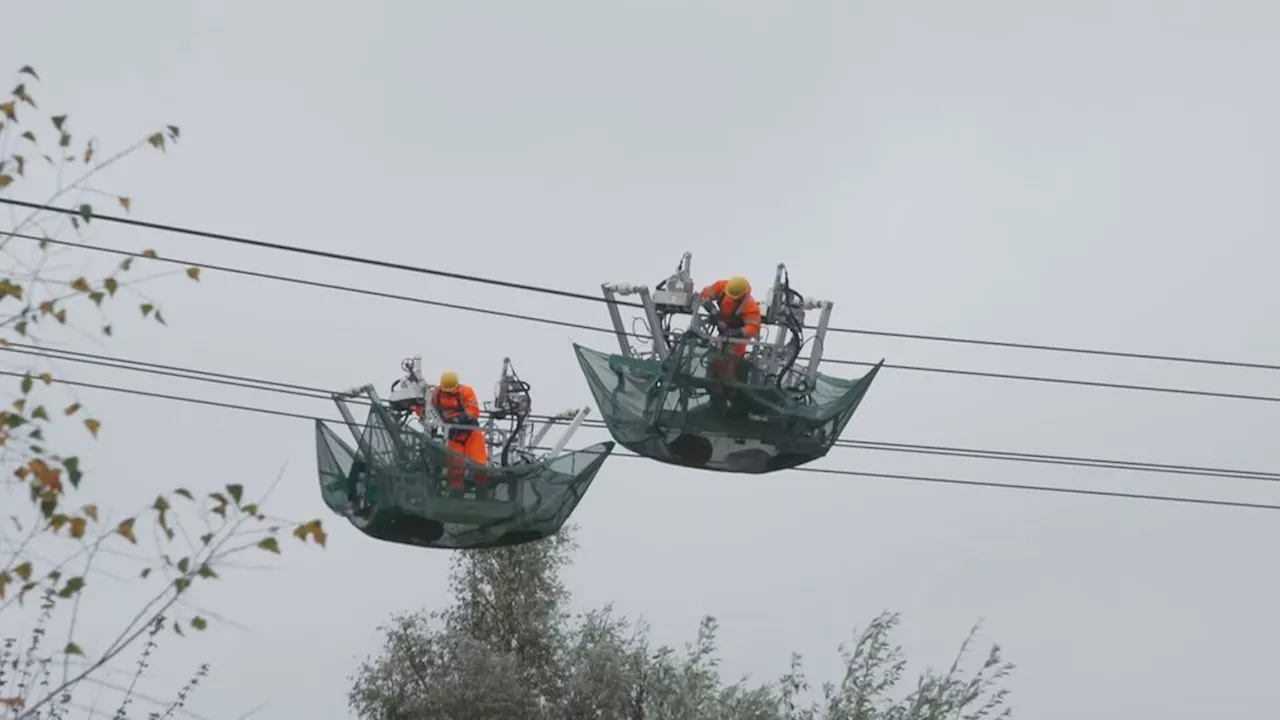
[4,0,1280,717]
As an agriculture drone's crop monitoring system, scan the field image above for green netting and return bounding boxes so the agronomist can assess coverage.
[573,332,881,473]
[314,401,614,550]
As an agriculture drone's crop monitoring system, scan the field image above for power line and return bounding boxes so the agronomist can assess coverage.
[9,231,1280,406]
[0,198,617,305]
[783,461,1280,512]
[841,439,1280,483]
[3,343,334,401]
[9,233,649,336]
[0,367,322,423]
[857,361,1280,404]
[3,197,1276,373]
[5,340,1280,487]
[824,328,1280,371]
[3,366,1278,513]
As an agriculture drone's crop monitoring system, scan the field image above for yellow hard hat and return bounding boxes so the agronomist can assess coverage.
[439,370,459,392]
[725,275,750,299]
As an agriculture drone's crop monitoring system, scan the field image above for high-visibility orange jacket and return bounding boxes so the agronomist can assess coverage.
[429,384,481,424]
[700,279,762,341]
[427,384,487,474]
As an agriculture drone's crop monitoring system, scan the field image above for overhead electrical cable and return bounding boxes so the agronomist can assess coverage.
[1,366,1278,513]
[7,231,1279,405]
[0,368,321,422]
[5,341,1280,487]
[2,197,1277,373]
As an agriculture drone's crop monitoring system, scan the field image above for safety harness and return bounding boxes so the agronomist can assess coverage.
[717,292,747,333]
[433,388,478,442]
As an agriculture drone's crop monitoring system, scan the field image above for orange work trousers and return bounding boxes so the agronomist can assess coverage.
[709,336,747,383]
[444,428,488,490]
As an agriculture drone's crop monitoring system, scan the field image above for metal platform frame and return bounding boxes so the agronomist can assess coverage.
[599,251,835,393]
[363,355,591,465]
[323,357,593,525]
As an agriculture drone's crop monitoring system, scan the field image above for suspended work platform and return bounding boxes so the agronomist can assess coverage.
[574,253,881,473]
[314,357,614,549]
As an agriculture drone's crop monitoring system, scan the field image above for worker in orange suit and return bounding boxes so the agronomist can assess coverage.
[699,276,761,386]
[425,370,488,491]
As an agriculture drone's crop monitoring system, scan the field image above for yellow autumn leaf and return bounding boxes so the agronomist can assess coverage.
[117,196,131,212]
[293,519,328,548]
[116,518,137,544]
[84,418,100,438]
[30,459,62,493]
[186,267,200,281]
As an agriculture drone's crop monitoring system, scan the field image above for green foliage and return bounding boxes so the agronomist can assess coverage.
[349,528,1016,720]
[0,65,328,718]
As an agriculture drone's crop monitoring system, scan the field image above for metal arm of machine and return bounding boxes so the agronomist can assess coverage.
[489,357,532,419]
[602,252,702,360]
[528,407,586,449]
[360,384,408,450]
[331,384,375,457]
[805,300,832,388]
[330,383,412,456]
[601,284,637,359]
[544,407,591,459]
[756,262,838,391]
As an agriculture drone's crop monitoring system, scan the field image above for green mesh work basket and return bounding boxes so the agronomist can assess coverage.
[573,332,880,473]
[314,401,614,550]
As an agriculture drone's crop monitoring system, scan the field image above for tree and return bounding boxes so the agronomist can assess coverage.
[349,533,577,719]
[0,65,327,718]
[349,528,1015,720]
